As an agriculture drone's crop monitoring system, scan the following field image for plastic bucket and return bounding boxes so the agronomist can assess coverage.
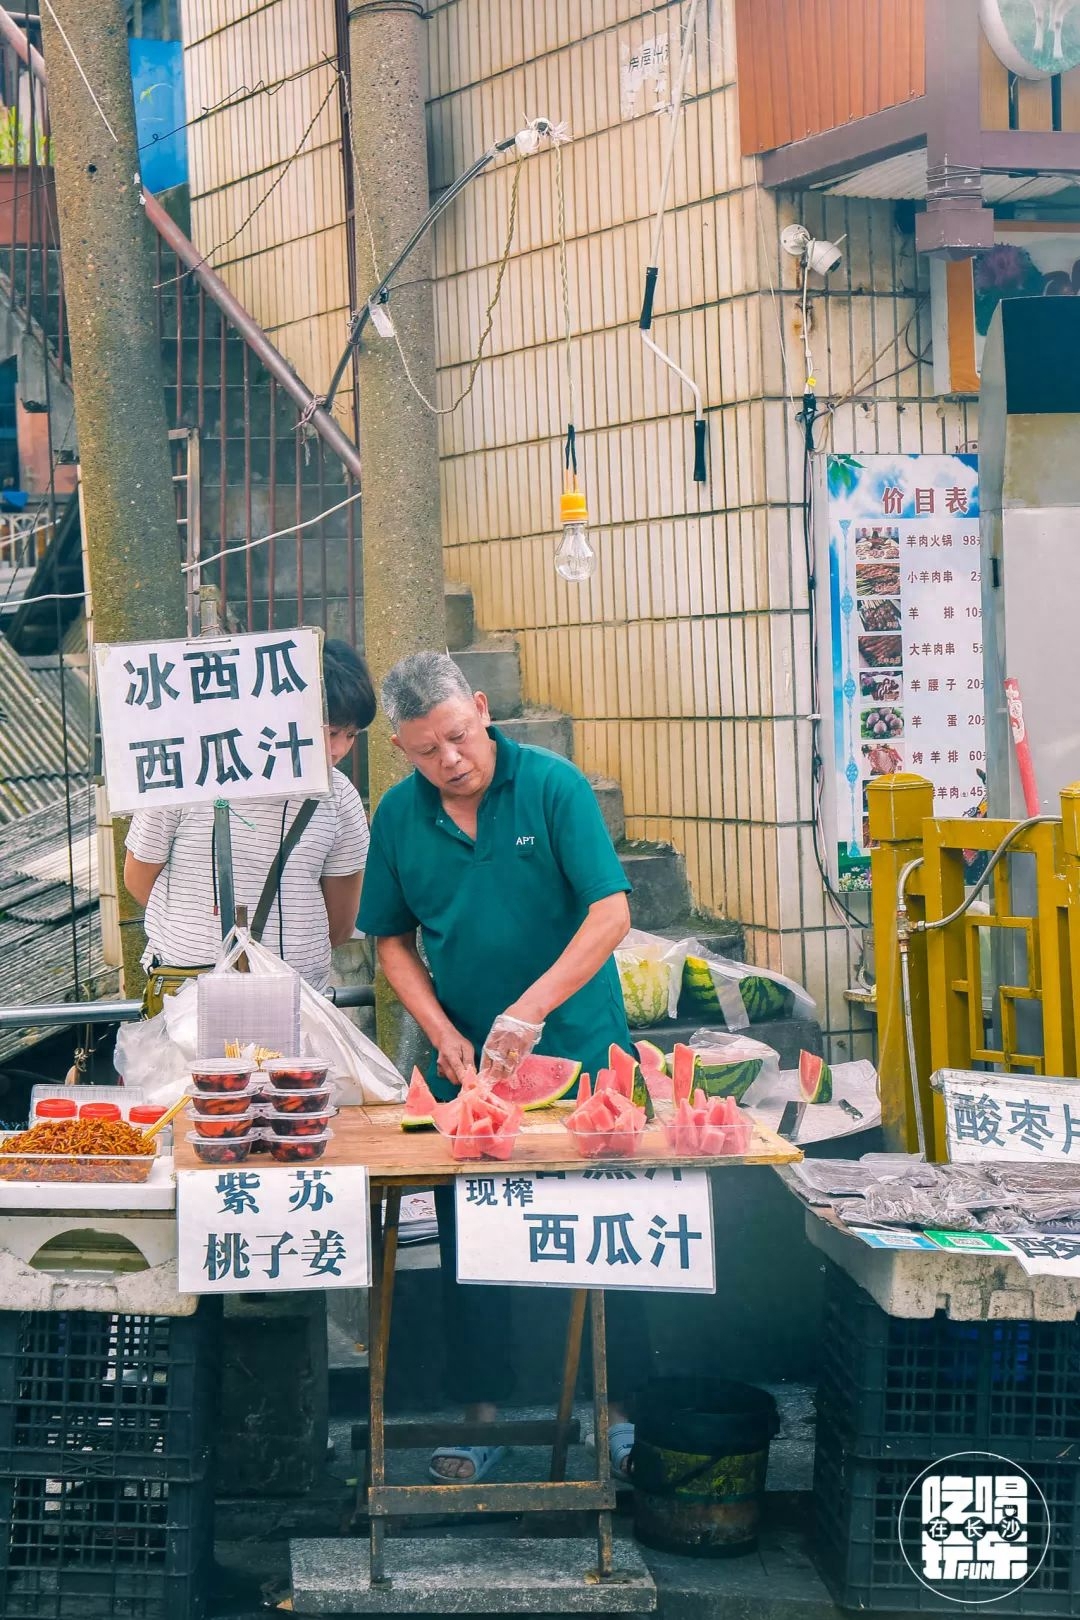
[632,1376,779,1557]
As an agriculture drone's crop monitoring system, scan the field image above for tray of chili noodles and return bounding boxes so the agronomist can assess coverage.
[0,1118,158,1183]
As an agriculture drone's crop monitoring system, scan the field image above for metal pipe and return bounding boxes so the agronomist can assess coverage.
[0,983,375,1030]
[0,4,362,484]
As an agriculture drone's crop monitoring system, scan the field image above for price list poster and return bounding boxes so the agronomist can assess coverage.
[823,453,983,891]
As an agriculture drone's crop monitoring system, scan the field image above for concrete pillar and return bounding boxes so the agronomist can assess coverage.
[348,0,446,805]
[40,0,187,994]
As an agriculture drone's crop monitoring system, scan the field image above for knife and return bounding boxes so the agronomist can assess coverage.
[778,1101,806,1142]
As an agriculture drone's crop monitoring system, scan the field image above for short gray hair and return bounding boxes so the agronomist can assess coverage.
[381,651,474,728]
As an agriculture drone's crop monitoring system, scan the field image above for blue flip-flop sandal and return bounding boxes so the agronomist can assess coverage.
[428,1444,508,1484]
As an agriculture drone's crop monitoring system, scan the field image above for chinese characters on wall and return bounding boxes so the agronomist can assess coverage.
[95,629,331,813]
[177,1164,370,1293]
[455,1167,715,1292]
[825,454,984,891]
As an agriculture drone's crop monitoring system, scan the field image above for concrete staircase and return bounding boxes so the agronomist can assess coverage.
[446,579,735,943]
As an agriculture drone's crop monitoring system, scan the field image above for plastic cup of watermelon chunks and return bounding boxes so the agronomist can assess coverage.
[432,1085,523,1160]
[661,1092,754,1157]
[566,1126,645,1161]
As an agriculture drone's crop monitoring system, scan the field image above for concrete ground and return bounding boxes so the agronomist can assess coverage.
[208,1384,846,1619]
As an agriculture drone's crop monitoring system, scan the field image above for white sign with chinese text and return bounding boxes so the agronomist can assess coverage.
[455,1167,715,1293]
[938,1068,1080,1164]
[177,1164,370,1294]
[95,628,330,812]
[619,32,670,117]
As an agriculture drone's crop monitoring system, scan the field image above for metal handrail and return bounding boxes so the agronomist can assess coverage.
[0,982,375,1029]
[0,5,362,482]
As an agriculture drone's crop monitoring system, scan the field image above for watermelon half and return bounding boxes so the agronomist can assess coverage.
[401,1054,581,1130]
[799,1049,833,1104]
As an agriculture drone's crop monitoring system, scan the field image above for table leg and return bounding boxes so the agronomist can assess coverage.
[589,1290,614,1578]
[368,1190,399,1587]
[550,1290,587,1483]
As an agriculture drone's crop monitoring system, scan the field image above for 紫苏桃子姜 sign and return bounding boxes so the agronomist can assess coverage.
[94,628,331,813]
[177,1163,370,1294]
[455,1167,715,1292]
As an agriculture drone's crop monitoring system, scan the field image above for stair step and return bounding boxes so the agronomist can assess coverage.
[451,637,521,720]
[498,709,574,758]
[587,775,625,844]
[444,580,474,652]
[619,842,691,932]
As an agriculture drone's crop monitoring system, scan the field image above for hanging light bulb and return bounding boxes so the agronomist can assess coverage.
[554,484,596,582]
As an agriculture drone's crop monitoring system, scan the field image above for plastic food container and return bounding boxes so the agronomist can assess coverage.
[264,1130,332,1163]
[190,1059,256,1094]
[186,1085,262,1117]
[263,1059,330,1092]
[129,1105,167,1128]
[186,1131,258,1165]
[433,1123,519,1162]
[567,1128,644,1161]
[659,1119,754,1158]
[79,1102,122,1121]
[262,1085,333,1115]
[0,1151,156,1184]
[33,1098,77,1121]
[266,1110,336,1139]
[190,1109,260,1141]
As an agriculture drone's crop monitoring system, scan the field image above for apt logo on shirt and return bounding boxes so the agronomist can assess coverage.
[515,834,536,849]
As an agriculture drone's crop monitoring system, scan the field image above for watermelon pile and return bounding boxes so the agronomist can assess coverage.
[401,1054,580,1131]
[669,1041,767,1103]
[565,1069,647,1160]
[402,1068,523,1160]
[680,957,798,1024]
[662,1090,754,1157]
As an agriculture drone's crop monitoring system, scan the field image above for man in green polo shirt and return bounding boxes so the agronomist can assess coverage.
[359,651,642,1484]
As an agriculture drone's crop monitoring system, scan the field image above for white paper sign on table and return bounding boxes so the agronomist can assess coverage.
[178,1164,370,1293]
[455,1167,715,1293]
[95,627,330,812]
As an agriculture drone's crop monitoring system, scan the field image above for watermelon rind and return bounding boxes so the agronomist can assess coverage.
[692,1056,764,1102]
[608,1044,654,1120]
[679,958,798,1025]
[492,1054,582,1109]
[798,1050,833,1104]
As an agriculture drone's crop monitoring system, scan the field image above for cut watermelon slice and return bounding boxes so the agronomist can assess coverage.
[635,1040,670,1099]
[492,1053,581,1109]
[671,1044,697,1108]
[799,1049,833,1104]
[609,1043,654,1118]
[402,1068,439,1130]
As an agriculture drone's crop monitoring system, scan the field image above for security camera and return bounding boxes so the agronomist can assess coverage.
[780,223,845,277]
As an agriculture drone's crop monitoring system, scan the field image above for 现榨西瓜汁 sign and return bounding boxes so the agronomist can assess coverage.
[177,1164,371,1294]
[455,1167,715,1292]
[94,628,331,813]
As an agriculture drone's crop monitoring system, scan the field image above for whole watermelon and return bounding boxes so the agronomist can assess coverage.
[618,957,671,1027]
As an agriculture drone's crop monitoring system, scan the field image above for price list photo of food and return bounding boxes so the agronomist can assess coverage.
[825,453,984,891]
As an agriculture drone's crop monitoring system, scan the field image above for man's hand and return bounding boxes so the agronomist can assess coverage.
[435,1027,476,1087]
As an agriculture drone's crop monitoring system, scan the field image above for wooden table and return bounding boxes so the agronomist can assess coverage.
[177,1101,800,1589]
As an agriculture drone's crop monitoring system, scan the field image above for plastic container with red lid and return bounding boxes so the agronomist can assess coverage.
[79,1102,122,1121]
[129,1106,167,1126]
[34,1098,77,1120]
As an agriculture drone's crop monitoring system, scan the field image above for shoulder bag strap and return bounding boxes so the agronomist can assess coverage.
[250,798,320,944]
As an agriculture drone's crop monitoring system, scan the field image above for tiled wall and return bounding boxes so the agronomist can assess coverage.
[178,0,977,1056]
[180,0,351,418]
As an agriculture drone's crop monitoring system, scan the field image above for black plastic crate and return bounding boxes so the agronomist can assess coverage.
[813,1429,1080,1615]
[0,1305,220,1481]
[817,1266,1080,1461]
[0,1471,213,1620]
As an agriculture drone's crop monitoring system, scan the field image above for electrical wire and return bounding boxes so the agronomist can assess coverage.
[154,72,340,292]
[182,488,363,575]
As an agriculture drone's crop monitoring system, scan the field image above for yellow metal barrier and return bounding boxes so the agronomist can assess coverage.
[869,774,1080,1161]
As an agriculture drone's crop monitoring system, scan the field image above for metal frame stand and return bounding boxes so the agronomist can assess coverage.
[359,1187,617,1585]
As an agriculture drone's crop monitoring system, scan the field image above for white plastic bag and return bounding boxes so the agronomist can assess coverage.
[120,928,406,1108]
[680,945,816,1031]
[614,930,690,1026]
